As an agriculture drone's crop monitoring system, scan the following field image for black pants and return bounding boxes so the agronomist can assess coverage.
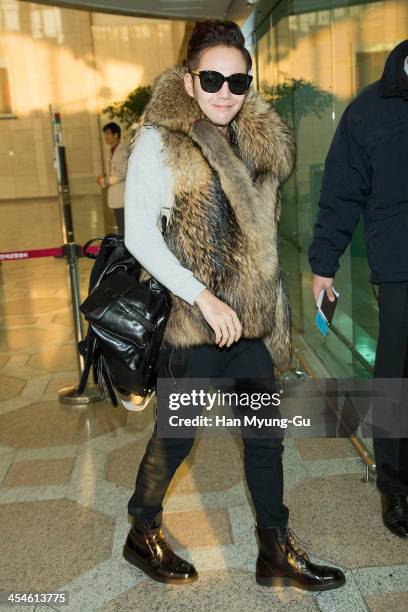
[128,338,289,528]
[113,208,124,234]
[373,282,408,495]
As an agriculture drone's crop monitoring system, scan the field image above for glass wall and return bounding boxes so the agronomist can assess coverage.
[250,0,408,378]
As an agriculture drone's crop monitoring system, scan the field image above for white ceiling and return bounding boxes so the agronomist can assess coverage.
[28,0,254,21]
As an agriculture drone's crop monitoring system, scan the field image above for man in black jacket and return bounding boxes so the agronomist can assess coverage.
[309,40,408,538]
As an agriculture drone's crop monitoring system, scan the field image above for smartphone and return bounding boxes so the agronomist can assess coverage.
[317,288,339,325]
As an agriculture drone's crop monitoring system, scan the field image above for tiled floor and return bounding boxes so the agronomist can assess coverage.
[0,257,407,612]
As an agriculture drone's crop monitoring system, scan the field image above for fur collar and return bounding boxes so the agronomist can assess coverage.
[143,64,295,182]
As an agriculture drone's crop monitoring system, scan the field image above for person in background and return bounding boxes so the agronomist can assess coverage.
[309,40,408,539]
[98,122,128,234]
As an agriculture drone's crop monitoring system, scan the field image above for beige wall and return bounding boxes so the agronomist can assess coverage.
[91,13,188,161]
[0,1,188,248]
[1,3,96,201]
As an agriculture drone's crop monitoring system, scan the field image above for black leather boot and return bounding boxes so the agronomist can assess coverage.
[123,512,198,584]
[381,494,408,538]
[255,526,346,591]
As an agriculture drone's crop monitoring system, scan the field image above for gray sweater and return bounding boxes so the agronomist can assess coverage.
[124,126,206,305]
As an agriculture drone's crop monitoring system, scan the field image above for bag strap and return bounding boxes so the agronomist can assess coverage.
[161,213,167,235]
[83,237,104,259]
[77,330,97,395]
[97,353,118,406]
[83,234,122,260]
[77,329,119,406]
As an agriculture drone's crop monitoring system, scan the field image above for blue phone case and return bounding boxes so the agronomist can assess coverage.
[315,310,329,336]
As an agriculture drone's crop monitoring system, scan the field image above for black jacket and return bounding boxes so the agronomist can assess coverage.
[308,40,408,283]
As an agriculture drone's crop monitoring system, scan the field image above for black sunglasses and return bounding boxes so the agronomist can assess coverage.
[191,70,253,95]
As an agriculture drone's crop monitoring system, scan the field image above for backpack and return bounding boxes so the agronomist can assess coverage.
[77,230,171,406]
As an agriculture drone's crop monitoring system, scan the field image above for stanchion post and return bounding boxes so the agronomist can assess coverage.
[58,242,103,405]
[66,242,84,373]
[50,105,75,244]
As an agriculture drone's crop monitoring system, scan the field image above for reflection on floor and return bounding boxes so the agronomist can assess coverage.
[0,258,407,612]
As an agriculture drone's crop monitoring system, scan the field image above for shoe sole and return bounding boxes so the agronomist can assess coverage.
[123,546,198,585]
[383,523,408,538]
[256,575,346,591]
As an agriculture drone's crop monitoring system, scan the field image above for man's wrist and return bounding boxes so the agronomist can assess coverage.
[195,288,209,306]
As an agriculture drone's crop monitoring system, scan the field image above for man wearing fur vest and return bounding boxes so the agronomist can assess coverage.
[123,20,345,591]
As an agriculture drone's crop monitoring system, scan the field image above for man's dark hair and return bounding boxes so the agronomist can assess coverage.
[102,122,121,138]
[186,20,252,73]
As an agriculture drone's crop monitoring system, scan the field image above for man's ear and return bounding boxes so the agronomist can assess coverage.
[184,72,195,98]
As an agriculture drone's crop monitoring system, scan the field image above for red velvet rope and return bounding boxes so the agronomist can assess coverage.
[0,245,100,262]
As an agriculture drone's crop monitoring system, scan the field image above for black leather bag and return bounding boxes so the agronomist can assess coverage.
[77,233,171,406]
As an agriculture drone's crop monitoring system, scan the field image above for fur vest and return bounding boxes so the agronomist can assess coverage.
[137,64,295,371]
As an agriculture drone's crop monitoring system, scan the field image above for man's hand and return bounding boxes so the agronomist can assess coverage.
[312,274,336,305]
[97,175,106,187]
[195,288,242,347]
